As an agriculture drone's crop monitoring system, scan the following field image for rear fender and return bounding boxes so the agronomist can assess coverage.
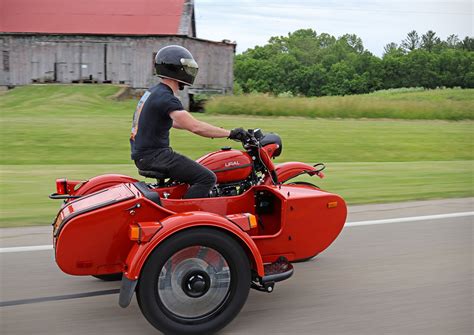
[124,211,265,280]
[119,211,264,308]
[272,162,323,184]
[74,174,138,196]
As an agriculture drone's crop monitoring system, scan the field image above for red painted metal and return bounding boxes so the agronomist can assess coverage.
[251,185,346,263]
[262,143,280,159]
[1,0,184,35]
[197,149,253,184]
[73,174,138,197]
[54,184,139,275]
[272,162,321,184]
[225,213,253,231]
[51,141,346,290]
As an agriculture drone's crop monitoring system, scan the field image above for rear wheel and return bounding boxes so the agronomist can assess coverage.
[137,228,251,335]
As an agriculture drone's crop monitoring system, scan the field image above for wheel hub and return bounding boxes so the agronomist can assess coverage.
[157,245,231,319]
[182,271,210,298]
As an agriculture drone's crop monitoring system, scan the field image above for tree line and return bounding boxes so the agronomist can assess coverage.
[234,29,474,96]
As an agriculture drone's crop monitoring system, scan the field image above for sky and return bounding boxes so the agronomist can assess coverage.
[194,0,473,56]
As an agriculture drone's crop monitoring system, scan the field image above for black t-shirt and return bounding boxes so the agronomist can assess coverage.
[130,83,183,160]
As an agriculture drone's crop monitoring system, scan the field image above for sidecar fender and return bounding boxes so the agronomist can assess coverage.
[119,211,264,307]
[124,211,264,279]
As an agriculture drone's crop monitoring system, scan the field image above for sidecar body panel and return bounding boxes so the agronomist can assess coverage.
[53,183,171,275]
[251,185,347,262]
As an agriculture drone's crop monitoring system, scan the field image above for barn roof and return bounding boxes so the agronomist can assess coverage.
[0,0,195,36]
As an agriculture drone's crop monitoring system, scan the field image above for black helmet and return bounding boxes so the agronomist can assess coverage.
[154,45,199,86]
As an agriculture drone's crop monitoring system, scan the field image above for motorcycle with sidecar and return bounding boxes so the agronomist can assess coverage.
[50,129,347,334]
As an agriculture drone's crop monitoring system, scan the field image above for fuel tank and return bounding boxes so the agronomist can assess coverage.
[197,149,253,184]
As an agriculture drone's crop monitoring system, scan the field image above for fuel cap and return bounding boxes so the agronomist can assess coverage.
[221,146,232,151]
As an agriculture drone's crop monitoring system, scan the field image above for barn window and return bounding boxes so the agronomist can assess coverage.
[3,50,9,72]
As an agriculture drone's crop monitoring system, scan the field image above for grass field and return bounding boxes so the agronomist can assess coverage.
[205,88,474,120]
[0,85,473,227]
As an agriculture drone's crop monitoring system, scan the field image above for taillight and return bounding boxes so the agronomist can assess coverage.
[56,178,68,195]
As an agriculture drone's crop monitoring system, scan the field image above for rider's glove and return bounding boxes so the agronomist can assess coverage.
[228,128,250,142]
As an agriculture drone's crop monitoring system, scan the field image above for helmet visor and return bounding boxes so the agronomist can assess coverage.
[180,58,199,77]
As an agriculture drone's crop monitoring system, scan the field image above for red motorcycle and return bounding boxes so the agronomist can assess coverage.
[50,129,347,334]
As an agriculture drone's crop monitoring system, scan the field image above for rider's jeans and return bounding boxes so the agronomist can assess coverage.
[135,148,216,199]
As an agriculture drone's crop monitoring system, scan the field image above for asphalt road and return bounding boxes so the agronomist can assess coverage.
[1,198,472,335]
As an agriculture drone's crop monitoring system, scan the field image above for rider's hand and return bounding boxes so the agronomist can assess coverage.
[228,128,250,142]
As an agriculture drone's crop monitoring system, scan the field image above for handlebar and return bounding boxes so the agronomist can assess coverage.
[241,128,262,148]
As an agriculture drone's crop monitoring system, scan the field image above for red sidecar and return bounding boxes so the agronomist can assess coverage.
[50,129,347,334]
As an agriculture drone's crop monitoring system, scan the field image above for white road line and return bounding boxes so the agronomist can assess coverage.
[345,211,474,227]
[1,211,473,254]
[0,245,53,253]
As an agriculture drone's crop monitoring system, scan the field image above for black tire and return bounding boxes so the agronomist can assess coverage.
[137,228,251,335]
[93,273,123,281]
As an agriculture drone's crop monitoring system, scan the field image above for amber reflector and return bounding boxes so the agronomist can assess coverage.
[248,214,258,229]
[327,201,338,208]
[129,225,141,241]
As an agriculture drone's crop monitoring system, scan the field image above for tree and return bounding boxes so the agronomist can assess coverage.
[401,30,420,52]
[446,34,460,48]
[421,30,441,52]
[383,42,403,56]
[234,28,473,96]
[460,36,474,51]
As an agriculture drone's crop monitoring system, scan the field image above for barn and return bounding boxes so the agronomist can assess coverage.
[0,0,236,109]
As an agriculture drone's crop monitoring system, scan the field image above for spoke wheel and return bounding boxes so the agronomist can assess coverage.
[137,228,250,335]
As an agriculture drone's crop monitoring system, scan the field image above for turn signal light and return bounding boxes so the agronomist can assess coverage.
[129,225,141,242]
[327,201,338,208]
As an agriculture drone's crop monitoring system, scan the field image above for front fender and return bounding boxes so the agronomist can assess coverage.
[272,162,321,184]
[74,174,138,196]
[124,211,265,281]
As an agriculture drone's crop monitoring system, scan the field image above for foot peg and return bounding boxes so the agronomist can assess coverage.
[251,256,294,293]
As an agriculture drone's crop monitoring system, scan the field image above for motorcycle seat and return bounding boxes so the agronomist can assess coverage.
[138,169,169,180]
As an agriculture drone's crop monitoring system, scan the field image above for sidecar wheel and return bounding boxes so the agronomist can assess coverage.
[137,228,251,335]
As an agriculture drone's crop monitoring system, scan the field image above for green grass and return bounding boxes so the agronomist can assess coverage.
[1,86,473,164]
[205,88,474,120]
[0,85,473,227]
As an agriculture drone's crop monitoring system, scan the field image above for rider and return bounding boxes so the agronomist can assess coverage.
[130,45,249,199]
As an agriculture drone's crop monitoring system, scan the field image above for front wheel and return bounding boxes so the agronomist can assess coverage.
[137,228,251,335]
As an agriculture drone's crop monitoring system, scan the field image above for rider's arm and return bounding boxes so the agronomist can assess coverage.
[170,110,230,138]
